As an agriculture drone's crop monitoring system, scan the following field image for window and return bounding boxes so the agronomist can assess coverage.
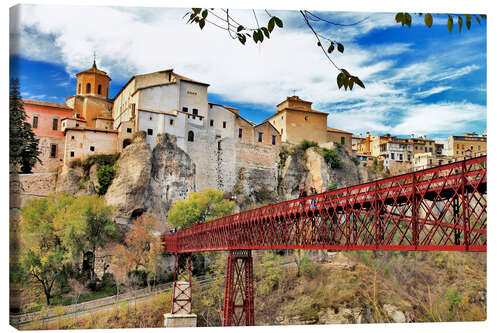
[90,146,95,152]
[425,147,428,152]
[391,153,395,159]
[98,84,102,94]
[170,119,174,126]
[86,83,91,93]
[127,128,132,133]
[399,154,403,161]
[223,121,227,129]
[471,145,473,150]
[76,123,79,127]
[305,116,309,120]
[193,109,198,115]
[408,154,411,161]
[188,130,194,142]
[238,128,242,138]
[182,107,188,112]
[429,148,433,152]
[341,137,345,145]
[210,120,214,127]
[430,159,433,165]
[50,144,57,158]
[132,104,136,115]
[272,135,276,145]
[78,83,81,94]
[281,129,283,135]
[32,115,39,128]
[149,116,153,120]
[258,132,263,142]
[71,136,75,140]
[70,151,74,157]
[147,128,153,135]
[52,118,58,130]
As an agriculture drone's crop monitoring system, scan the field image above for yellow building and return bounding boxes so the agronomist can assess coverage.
[327,128,353,154]
[265,96,329,144]
[444,132,487,158]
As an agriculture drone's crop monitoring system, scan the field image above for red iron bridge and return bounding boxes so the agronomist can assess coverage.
[162,156,486,326]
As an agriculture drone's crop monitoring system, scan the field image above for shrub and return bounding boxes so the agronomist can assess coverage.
[335,142,342,149]
[328,182,337,191]
[322,148,340,169]
[299,139,319,151]
[351,157,360,166]
[82,153,120,174]
[97,164,115,195]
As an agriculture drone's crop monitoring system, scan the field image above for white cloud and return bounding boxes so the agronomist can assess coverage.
[414,86,452,98]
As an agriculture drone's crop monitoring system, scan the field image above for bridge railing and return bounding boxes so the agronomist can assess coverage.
[163,156,486,253]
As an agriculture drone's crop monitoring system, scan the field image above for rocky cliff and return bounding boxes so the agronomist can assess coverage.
[278,144,380,201]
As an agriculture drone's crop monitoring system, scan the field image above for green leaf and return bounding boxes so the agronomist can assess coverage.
[237,25,245,32]
[317,41,321,47]
[201,9,208,19]
[447,15,453,32]
[337,73,344,89]
[268,18,275,33]
[341,68,350,76]
[353,76,365,89]
[337,43,344,53]
[199,19,205,30]
[466,14,472,30]
[395,12,404,23]
[343,77,349,91]
[404,13,412,27]
[458,16,463,32]
[261,27,270,39]
[237,33,246,45]
[192,8,201,15]
[274,16,283,28]
[327,42,334,53]
[253,31,258,43]
[348,77,354,90]
[424,13,433,28]
[257,29,264,42]
[475,15,481,25]
[480,14,487,19]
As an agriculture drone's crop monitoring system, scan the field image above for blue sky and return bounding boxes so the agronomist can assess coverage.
[9,5,486,139]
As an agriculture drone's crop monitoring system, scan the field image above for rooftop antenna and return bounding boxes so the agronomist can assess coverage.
[92,50,96,67]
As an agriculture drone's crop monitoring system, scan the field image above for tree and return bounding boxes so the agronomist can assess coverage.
[20,192,74,304]
[110,215,163,294]
[183,9,486,91]
[167,189,236,229]
[9,78,41,173]
[55,194,119,280]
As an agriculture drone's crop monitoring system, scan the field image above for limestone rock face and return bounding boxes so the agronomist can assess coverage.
[280,151,307,200]
[304,148,330,193]
[383,304,406,323]
[326,147,379,189]
[149,134,196,225]
[55,166,85,196]
[104,132,153,224]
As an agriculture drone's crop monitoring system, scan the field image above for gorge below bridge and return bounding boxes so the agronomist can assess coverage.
[161,156,487,326]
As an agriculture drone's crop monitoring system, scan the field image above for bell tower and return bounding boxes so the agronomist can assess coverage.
[75,59,111,99]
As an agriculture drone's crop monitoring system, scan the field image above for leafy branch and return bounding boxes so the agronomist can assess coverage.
[184,8,365,91]
[395,12,486,32]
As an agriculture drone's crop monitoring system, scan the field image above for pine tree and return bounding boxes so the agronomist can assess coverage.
[9,78,41,173]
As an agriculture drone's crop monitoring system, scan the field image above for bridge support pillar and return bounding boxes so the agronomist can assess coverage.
[223,249,254,326]
[164,253,197,327]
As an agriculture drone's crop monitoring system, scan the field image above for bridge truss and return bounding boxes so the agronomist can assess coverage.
[162,156,487,326]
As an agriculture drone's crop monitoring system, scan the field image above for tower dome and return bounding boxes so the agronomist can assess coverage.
[75,60,111,98]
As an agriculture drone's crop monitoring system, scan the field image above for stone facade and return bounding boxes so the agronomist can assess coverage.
[9,173,57,209]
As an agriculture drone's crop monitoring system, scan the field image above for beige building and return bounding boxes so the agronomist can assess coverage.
[327,128,353,154]
[265,96,329,144]
[443,132,487,158]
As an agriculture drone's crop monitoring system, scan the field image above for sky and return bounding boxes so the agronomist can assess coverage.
[9,4,487,139]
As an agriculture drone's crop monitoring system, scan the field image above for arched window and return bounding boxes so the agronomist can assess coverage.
[98,84,102,94]
[188,131,194,142]
[86,83,91,93]
[123,139,132,149]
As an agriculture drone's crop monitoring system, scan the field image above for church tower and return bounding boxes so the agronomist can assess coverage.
[75,60,111,99]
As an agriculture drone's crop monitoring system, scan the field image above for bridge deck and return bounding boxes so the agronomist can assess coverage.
[163,156,486,253]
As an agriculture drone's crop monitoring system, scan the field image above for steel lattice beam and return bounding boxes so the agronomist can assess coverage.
[223,250,254,326]
[171,253,193,314]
